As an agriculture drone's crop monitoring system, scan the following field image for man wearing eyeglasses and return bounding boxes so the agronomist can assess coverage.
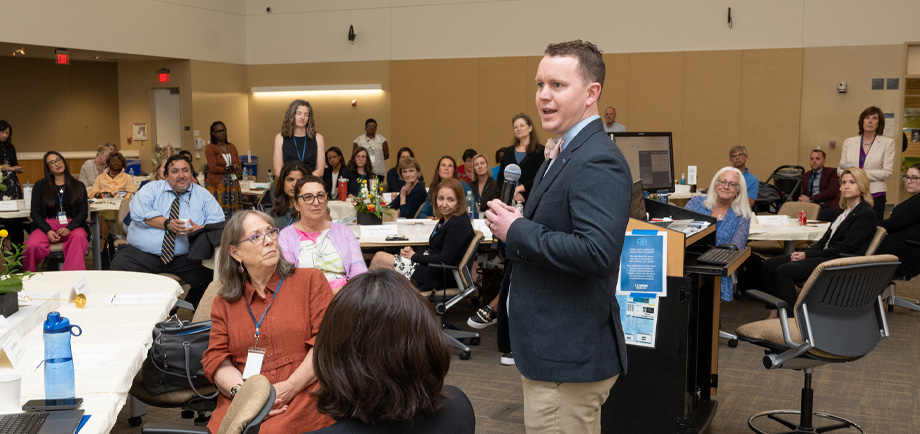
[729,145,759,207]
[798,149,840,222]
[111,155,225,307]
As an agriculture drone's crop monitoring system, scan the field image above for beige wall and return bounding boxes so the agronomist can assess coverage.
[800,44,907,202]
[0,57,119,153]
[246,61,391,179]
[117,59,194,171]
[190,60,251,173]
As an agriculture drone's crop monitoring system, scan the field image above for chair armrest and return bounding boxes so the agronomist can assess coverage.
[904,239,920,248]
[743,290,788,311]
[172,299,195,313]
[141,423,208,434]
[427,262,459,271]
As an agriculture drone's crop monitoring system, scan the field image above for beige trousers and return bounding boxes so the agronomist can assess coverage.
[521,374,619,434]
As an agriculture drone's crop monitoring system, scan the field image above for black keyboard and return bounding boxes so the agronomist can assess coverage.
[0,412,48,434]
[697,247,742,266]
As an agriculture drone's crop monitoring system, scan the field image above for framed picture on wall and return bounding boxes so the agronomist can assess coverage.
[133,123,148,141]
[911,129,920,143]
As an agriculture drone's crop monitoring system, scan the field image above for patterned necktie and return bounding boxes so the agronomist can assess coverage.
[160,191,182,264]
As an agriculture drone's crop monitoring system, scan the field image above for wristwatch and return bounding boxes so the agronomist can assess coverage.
[230,384,242,399]
[164,218,171,231]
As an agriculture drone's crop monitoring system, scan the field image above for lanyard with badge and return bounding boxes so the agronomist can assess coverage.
[57,186,68,225]
[292,137,307,163]
[241,276,285,379]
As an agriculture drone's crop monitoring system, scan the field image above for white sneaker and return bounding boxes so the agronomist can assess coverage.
[500,352,514,366]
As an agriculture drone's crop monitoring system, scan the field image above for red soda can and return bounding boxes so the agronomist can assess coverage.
[798,210,807,226]
[338,178,348,201]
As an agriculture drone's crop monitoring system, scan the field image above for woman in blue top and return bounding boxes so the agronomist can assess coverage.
[684,167,752,301]
[418,156,477,219]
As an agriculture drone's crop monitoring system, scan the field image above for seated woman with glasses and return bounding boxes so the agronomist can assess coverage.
[684,167,753,301]
[23,152,89,271]
[278,176,366,292]
[875,163,920,277]
[307,269,475,434]
[88,152,137,198]
[762,167,877,318]
[369,178,474,291]
[203,210,335,433]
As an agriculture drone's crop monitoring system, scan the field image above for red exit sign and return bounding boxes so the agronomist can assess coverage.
[55,49,70,65]
[157,68,170,83]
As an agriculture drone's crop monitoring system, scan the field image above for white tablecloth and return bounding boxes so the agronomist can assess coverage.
[0,271,181,434]
[748,219,828,242]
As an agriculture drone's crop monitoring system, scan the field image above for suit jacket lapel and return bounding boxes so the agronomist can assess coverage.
[524,120,601,219]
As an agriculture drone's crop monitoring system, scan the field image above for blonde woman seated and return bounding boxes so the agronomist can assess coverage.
[683,167,752,301]
[369,178,474,291]
[202,210,335,433]
[88,152,137,198]
[278,176,366,292]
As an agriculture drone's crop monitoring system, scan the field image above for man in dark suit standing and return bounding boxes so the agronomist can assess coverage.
[798,149,840,222]
[485,40,631,434]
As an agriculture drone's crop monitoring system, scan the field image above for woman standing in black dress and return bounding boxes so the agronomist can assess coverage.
[496,113,544,203]
[273,99,325,178]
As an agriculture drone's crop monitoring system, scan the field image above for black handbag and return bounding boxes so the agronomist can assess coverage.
[141,317,218,399]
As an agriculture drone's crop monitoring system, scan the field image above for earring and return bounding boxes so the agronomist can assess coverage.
[238,261,244,274]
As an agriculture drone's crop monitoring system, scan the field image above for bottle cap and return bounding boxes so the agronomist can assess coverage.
[44,312,71,333]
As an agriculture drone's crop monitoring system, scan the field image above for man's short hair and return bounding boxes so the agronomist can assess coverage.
[365,118,377,127]
[811,149,826,158]
[544,40,605,90]
[729,145,748,157]
[164,154,190,173]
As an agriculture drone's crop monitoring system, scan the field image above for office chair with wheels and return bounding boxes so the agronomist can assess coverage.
[735,255,898,434]
[142,374,275,434]
[128,281,222,427]
[422,230,483,360]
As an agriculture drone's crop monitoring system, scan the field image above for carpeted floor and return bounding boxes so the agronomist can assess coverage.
[111,279,920,434]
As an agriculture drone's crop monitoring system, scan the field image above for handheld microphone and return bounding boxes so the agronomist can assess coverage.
[500,164,522,206]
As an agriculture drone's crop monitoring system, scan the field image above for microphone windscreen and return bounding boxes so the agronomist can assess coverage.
[503,164,522,183]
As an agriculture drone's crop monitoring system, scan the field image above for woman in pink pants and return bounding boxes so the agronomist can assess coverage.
[23,151,89,271]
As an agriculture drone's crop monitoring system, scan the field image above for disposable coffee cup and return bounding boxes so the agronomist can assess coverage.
[0,373,22,414]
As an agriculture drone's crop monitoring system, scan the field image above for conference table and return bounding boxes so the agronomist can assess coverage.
[0,271,181,434]
[748,217,829,254]
[0,199,122,270]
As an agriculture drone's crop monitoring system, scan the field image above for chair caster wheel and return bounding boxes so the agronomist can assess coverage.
[469,337,480,345]
[728,339,738,348]
[128,417,143,427]
[459,351,471,360]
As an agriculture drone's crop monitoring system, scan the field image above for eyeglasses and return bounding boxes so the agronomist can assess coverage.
[298,192,328,204]
[239,228,280,245]
[903,175,920,183]
[729,153,745,159]
[47,157,64,166]
[716,179,740,189]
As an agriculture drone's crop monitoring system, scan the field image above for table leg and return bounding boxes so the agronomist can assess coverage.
[783,240,795,255]
[711,276,721,396]
[91,211,101,270]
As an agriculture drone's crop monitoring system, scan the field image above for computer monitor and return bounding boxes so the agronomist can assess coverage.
[614,132,675,193]
[629,179,647,220]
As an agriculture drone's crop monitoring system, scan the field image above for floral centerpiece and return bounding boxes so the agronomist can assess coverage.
[0,229,35,316]
[353,178,387,225]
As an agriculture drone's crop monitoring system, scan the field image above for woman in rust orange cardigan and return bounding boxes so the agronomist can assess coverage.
[205,121,243,218]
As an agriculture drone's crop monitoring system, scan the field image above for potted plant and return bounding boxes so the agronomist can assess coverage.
[0,229,34,317]
[353,178,387,225]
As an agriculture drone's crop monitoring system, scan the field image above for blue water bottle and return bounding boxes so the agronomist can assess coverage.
[43,312,82,399]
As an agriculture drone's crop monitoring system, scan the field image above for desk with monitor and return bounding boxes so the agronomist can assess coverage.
[602,198,749,434]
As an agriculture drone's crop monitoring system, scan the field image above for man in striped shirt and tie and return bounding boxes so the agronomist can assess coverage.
[112,155,224,306]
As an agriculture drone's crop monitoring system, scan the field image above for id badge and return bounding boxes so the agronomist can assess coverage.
[230,174,237,181]
[57,212,68,225]
[241,347,265,379]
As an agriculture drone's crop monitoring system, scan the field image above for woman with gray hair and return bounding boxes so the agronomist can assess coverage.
[201,210,335,433]
[684,166,753,301]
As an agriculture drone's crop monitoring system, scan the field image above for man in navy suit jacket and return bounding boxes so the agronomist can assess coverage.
[486,40,631,434]
[798,149,840,222]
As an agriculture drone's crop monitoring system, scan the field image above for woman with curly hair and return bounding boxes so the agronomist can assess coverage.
[273,99,324,178]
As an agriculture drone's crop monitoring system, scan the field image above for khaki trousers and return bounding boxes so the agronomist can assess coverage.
[522,374,618,434]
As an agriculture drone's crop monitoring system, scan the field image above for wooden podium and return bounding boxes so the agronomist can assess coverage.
[601,199,749,434]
